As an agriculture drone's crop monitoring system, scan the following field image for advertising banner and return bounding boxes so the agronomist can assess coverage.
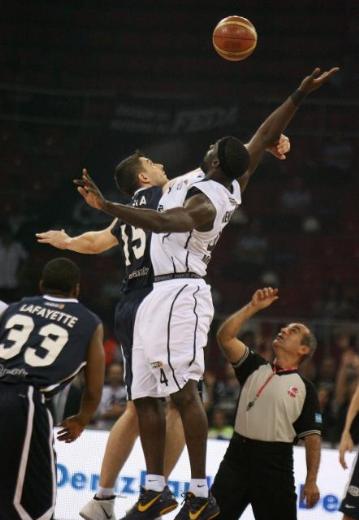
[54,429,354,519]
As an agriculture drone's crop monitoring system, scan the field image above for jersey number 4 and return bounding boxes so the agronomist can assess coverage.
[120,225,146,266]
[0,314,68,367]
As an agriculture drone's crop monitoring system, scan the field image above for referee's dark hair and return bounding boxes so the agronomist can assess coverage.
[114,150,144,197]
[40,257,80,295]
[300,328,317,362]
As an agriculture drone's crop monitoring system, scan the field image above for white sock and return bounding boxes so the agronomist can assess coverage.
[189,479,208,498]
[145,474,166,492]
[96,487,115,499]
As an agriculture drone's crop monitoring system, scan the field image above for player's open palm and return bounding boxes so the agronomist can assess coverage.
[251,287,279,311]
[74,168,106,210]
[299,67,339,94]
[339,431,354,469]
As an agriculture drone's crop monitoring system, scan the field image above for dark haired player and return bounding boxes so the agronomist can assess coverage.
[77,67,337,520]
[37,137,289,520]
[0,257,104,520]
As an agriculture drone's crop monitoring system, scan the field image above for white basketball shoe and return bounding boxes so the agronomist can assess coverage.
[80,496,116,520]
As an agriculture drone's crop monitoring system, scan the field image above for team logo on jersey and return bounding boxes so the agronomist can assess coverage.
[348,486,359,497]
[150,361,163,369]
[288,386,298,398]
[0,364,28,378]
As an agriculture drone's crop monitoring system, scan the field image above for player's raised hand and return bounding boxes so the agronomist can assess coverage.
[266,134,290,160]
[74,168,106,210]
[250,287,279,311]
[57,414,86,443]
[299,67,339,94]
[35,229,70,249]
[339,430,354,469]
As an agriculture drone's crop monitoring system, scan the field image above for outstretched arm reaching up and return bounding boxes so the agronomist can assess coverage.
[240,66,339,191]
[217,287,279,364]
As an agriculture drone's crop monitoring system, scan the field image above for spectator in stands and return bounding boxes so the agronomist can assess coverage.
[233,219,268,281]
[0,229,28,301]
[103,324,122,366]
[321,134,353,175]
[317,384,336,445]
[315,355,336,391]
[279,176,312,216]
[332,351,359,442]
[96,362,127,429]
[212,362,240,422]
[330,332,355,364]
[208,408,233,441]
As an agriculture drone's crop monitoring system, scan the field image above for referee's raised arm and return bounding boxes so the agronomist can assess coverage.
[216,287,279,364]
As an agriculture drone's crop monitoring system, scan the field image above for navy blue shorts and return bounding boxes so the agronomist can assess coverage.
[0,383,55,520]
[114,287,152,400]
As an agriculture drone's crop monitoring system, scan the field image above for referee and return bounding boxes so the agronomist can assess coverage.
[211,287,322,520]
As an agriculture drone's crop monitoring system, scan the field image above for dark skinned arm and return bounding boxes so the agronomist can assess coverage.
[76,170,217,233]
[240,66,339,191]
[57,323,105,443]
[301,434,321,508]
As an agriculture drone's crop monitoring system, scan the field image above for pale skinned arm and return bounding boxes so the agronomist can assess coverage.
[339,383,359,469]
[36,220,118,254]
[57,323,105,442]
[216,287,279,364]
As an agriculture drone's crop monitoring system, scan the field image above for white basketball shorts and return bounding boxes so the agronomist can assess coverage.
[131,278,214,399]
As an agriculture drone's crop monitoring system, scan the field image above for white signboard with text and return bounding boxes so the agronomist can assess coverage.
[54,429,354,519]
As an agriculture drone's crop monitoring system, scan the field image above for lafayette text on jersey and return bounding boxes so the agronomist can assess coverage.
[111,186,163,291]
[150,168,241,277]
[0,295,101,397]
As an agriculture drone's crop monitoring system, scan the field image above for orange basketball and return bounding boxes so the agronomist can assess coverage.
[212,16,257,62]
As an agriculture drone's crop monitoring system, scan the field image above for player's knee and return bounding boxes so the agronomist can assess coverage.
[170,380,199,408]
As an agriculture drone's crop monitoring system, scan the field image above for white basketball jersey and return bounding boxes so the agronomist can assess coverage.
[150,168,241,277]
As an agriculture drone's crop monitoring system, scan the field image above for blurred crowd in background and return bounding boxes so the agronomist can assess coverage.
[1,0,359,444]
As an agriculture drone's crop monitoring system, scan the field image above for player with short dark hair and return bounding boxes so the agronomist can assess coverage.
[114,150,146,196]
[212,287,322,520]
[76,67,337,520]
[0,257,104,520]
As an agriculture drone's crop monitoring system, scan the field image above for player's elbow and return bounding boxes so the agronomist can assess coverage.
[216,330,230,352]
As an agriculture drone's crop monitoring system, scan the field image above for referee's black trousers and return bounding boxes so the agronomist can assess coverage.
[211,433,297,520]
[0,383,55,520]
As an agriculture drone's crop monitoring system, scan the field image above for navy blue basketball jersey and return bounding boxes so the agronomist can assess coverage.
[111,186,162,291]
[0,295,101,397]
